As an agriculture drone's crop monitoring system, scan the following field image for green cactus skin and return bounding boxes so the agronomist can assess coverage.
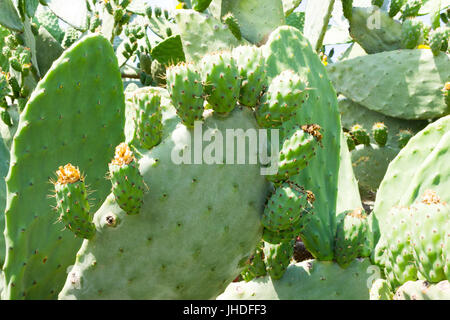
[394,280,450,300]
[220,0,285,44]
[0,25,10,71]
[338,98,427,148]
[201,51,241,114]
[109,144,145,216]
[285,11,305,32]
[350,124,370,146]
[222,13,242,41]
[58,107,270,299]
[175,9,244,63]
[61,28,82,49]
[151,35,186,67]
[218,258,376,300]
[429,27,449,56]
[336,130,363,215]
[263,240,294,280]
[401,19,424,49]
[133,93,163,150]
[389,0,406,17]
[348,7,403,54]
[34,10,64,43]
[397,129,413,148]
[262,223,302,244]
[268,125,322,183]
[54,165,96,239]
[410,199,449,283]
[282,0,303,17]
[371,122,388,147]
[381,206,418,288]
[264,26,341,260]
[0,0,24,32]
[232,45,266,108]
[2,35,125,300]
[373,116,450,236]
[166,62,204,128]
[35,26,63,76]
[191,0,213,12]
[328,50,450,120]
[342,0,353,20]
[372,0,384,7]
[241,243,267,282]
[334,209,369,268]
[255,70,308,128]
[351,143,399,195]
[370,278,393,300]
[262,182,312,232]
[345,132,356,151]
[303,0,335,52]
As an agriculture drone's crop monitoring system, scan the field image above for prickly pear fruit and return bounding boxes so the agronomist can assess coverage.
[108,143,145,215]
[166,62,204,127]
[429,27,449,56]
[134,92,163,149]
[241,242,267,282]
[262,182,313,232]
[53,164,95,239]
[256,70,308,128]
[268,124,322,182]
[232,46,266,108]
[350,124,370,146]
[334,208,368,268]
[262,223,302,244]
[382,205,418,288]
[201,51,241,114]
[372,122,388,147]
[410,190,449,283]
[345,131,356,151]
[401,19,424,49]
[61,28,82,49]
[223,13,242,41]
[397,129,413,148]
[264,240,294,280]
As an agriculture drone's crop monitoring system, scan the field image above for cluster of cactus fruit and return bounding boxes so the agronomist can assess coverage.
[0,0,448,301]
[344,122,413,151]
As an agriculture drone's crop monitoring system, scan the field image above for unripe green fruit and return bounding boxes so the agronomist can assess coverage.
[53,164,96,239]
[108,143,146,216]
[350,124,370,146]
[372,122,388,147]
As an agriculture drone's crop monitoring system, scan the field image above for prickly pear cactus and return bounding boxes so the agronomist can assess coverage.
[59,105,271,299]
[218,258,376,300]
[2,35,125,300]
[328,50,450,120]
[394,280,450,300]
[263,26,342,260]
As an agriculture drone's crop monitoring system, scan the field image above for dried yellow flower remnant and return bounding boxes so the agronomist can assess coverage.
[111,142,134,167]
[349,207,365,219]
[56,163,81,184]
[443,82,450,92]
[421,190,441,205]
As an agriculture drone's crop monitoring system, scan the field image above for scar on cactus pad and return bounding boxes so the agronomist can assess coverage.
[53,164,95,239]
